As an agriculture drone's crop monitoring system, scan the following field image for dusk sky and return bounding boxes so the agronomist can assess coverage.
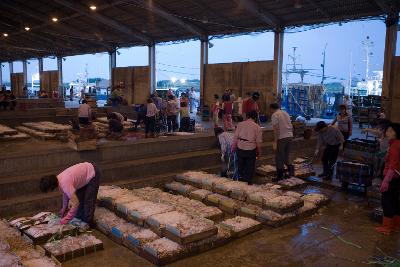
[0,18,393,86]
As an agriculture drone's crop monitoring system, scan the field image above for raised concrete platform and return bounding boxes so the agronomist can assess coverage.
[0,129,317,218]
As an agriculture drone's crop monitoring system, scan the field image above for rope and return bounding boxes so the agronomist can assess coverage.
[320,226,362,249]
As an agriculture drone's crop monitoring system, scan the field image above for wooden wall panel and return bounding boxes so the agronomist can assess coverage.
[40,71,59,94]
[133,66,150,104]
[389,56,400,122]
[11,73,24,97]
[204,60,275,114]
[112,67,134,104]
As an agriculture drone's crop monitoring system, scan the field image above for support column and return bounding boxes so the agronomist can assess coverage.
[200,39,209,109]
[109,50,116,88]
[57,57,63,97]
[38,58,43,73]
[0,63,3,87]
[273,30,284,101]
[9,62,13,74]
[382,14,399,120]
[149,45,156,93]
[23,60,28,86]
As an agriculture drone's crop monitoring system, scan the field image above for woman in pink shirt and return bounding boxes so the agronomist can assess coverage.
[39,162,101,227]
[221,94,234,131]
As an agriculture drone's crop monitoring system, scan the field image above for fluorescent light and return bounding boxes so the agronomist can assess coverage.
[89,5,97,10]
[52,17,58,22]
[3,33,8,37]
[24,27,30,31]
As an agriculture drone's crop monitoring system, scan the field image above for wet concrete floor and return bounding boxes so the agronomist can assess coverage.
[63,186,400,267]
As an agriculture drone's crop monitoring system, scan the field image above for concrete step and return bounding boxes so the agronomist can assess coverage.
[0,138,317,200]
[0,155,277,218]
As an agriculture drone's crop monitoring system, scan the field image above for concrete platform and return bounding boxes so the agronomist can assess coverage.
[60,186,400,267]
[0,129,317,218]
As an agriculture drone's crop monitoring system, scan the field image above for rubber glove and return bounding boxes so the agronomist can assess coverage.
[60,193,69,218]
[60,207,78,225]
[380,169,396,193]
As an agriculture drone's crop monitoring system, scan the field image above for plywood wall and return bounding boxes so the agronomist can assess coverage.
[40,71,59,94]
[204,60,275,114]
[112,66,150,105]
[389,56,400,122]
[11,73,24,97]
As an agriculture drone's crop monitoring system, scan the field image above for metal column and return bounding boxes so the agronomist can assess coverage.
[273,30,284,99]
[0,63,3,87]
[200,39,209,109]
[109,51,116,88]
[9,62,13,74]
[381,14,399,120]
[23,60,28,86]
[57,57,63,97]
[38,58,43,73]
[149,45,156,93]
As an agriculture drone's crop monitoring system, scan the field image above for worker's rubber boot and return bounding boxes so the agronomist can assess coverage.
[393,216,400,232]
[288,164,295,177]
[273,169,285,182]
[375,217,394,235]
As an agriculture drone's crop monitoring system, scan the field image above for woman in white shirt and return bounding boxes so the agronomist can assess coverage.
[145,98,159,138]
[78,100,91,125]
[331,104,352,141]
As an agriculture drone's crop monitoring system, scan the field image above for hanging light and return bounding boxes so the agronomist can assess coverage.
[24,26,30,31]
[89,5,97,10]
[294,0,302,9]
[52,17,58,22]
[3,33,8,37]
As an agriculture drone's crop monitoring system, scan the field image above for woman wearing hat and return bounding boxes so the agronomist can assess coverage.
[314,121,344,179]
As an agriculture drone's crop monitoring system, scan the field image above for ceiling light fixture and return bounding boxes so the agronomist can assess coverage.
[294,0,302,9]
[3,33,8,37]
[89,5,97,11]
[24,26,31,31]
[52,17,58,22]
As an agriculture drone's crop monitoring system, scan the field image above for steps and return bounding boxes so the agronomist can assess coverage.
[0,130,317,218]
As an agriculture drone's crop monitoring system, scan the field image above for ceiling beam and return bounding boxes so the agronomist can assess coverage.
[373,0,398,16]
[305,0,331,20]
[0,1,114,50]
[128,0,207,40]
[233,0,280,28]
[52,0,153,44]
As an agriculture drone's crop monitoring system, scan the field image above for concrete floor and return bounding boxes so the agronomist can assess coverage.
[63,186,400,267]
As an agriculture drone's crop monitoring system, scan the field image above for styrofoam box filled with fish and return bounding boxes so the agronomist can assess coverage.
[42,234,103,262]
[219,216,262,238]
[142,237,184,266]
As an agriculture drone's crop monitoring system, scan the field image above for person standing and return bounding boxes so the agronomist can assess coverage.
[221,94,234,131]
[376,123,400,235]
[314,121,345,180]
[39,162,101,227]
[211,94,221,128]
[215,127,236,178]
[331,104,352,141]
[166,95,179,132]
[69,86,74,101]
[145,98,159,138]
[342,95,354,118]
[242,92,260,122]
[189,87,195,114]
[232,110,263,184]
[78,99,92,125]
[270,103,294,181]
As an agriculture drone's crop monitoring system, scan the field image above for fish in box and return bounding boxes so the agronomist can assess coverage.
[238,204,262,219]
[94,207,126,234]
[205,193,230,207]
[264,196,304,213]
[214,181,248,196]
[257,210,297,227]
[219,198,241,215]
[126,229,159,253]
[246,190,281,207]
[189,189,213,202]
[296,201,318,217]
[164,217,217,245]
[257,165,276,176]
[293,157,308,164]
[128,202,175,226]
[278,177,306,190]
[201,176,231,191]
[301,194,329,207]
[195,206,224,222]
[21,257,58,267]
[146,211,191,236]
[219,216,262,238]
[142,237,184,265]
[24,224,76,245]
[43,234,103,262]
[284,191,303,199]
[165,182,182,193]
[0,251,23,267]
[111,222,142,241]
